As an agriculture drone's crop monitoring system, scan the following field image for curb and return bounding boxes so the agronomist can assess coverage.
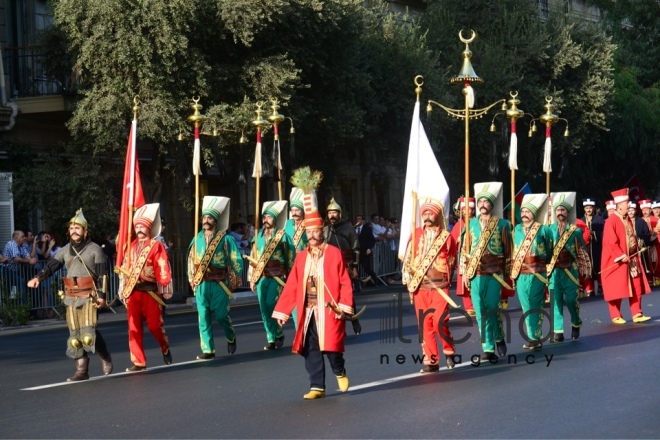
[0,291,260,334]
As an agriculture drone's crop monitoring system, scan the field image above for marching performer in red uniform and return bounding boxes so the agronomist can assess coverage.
[273,175,353,400]
[119,203,174,371]
[601,189,651,324]
[403,197,457,372]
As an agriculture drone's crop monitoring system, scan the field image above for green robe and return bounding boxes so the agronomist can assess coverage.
[251,227,295,343]
[188,230,243,354]
[547,222,586,332]
[465,215,512,353]
[513,222,552,341]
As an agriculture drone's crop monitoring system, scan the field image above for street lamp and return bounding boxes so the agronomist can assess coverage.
[425,30,506,248]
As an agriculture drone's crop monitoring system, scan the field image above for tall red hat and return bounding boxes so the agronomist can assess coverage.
[611,188,629,204]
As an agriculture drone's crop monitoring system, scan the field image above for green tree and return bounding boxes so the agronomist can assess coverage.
[584,0,660,200]
[32,0,440,215]
[419,0,615,200]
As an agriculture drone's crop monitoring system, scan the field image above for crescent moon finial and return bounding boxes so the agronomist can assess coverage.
[510,91,518,99]
[133,95,140,105]
[414,75,424,87]
[459,29,476,44]
[545,96,553,103]
[192,96,200,104]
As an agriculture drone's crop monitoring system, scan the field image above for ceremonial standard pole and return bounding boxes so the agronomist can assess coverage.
[426,30,505,250]
[187,97,208,249]
[530,97,569,224]
[490,92,530,226]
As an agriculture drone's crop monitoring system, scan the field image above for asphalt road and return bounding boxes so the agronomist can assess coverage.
[1,286,659,439]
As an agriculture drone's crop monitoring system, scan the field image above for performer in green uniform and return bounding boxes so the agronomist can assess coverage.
[248,200,295,350]
[284,186,308,329]
[547,192,591,342]
[285,187,308,254]
[464,182,513,361]
[511,194,552,350]
[188,196,244,359]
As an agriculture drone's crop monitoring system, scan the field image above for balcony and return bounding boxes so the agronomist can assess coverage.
[3,46,76,114]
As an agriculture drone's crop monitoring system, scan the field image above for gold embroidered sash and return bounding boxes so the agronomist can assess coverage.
[407,230,450,293]
[192,231,225,287]
[250,229,285,283]
[546,225,576,276]
[292,222,305,249]
[511,222,541,280]
[465,217,499,280]
[120,239,154,300]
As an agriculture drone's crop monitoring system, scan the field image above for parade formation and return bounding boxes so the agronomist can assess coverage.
[19,31,656,402]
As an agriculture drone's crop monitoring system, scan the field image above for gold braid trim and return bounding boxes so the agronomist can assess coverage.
[407,230,450,293]
[546,225,577,276]
[511,222,542,280]
[293,222,306,248]
[120,240,154,300]
[192,231,225,287]
[250,230,286,283]
[465,217,499,279]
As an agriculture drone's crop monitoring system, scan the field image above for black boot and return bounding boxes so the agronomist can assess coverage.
[97,347,113,375]
[95,330,112,375]
[67,354,90,382]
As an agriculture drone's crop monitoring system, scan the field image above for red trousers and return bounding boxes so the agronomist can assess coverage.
[414,288,454,365]
[607,276,644,319]
[127,290,170,367]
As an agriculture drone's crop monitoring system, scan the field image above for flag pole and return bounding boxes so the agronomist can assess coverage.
[252,103,269,243]
[187,97,208,255]
[534,96,569,225]
[269,99,285,201]
[127,96,139,267]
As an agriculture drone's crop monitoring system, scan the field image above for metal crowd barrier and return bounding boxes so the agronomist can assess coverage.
[358,241,401,285]
[0,242,401,319]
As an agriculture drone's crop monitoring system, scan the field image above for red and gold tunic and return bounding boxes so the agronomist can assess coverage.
[601,213,651,301]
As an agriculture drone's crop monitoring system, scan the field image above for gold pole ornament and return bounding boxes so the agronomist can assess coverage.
[187,96,208,254]
[427,30,505,253]
[489,91,532,226]
[268,98,285,200]
[252,102,269,237]
[529,96,569,224]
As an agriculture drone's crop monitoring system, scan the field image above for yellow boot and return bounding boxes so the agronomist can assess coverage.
[303,389,325,400]
[336,373,350,392]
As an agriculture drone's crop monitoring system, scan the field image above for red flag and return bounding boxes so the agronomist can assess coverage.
[116,119,145,267]
[623,174,647,204]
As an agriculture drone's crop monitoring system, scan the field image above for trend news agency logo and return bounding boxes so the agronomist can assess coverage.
[379,291,556,367]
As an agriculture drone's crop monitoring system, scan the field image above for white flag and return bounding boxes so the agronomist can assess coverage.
[542,135,552,173]
[192,137,201,176]
[252,141,262,177]
[508,131,518,170]
[398,101,450,260]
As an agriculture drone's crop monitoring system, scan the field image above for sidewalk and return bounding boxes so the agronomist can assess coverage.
[0,290,258,334]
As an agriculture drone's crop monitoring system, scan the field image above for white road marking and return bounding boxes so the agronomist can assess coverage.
[349,362,472,391]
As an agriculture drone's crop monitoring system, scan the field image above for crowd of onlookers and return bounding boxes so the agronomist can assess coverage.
[1,229,62,270]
